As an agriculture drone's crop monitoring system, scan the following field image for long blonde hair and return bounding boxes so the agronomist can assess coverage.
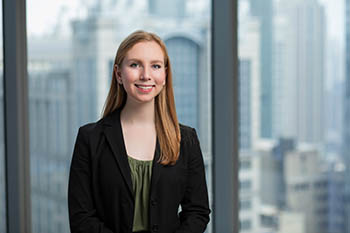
[102,30,181,165]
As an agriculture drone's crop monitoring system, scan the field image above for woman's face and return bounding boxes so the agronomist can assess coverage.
[116,41,166,105]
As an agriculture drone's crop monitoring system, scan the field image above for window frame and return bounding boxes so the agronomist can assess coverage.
[212,0,238,232]
[3,0,31,232]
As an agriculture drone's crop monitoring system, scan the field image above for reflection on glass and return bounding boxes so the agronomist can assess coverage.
[0,0,6,232]
[239,0,345,233]
[28,0,212,232]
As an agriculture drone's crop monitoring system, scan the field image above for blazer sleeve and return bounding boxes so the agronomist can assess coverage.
[175,128,211,233]
[68,127,114,233]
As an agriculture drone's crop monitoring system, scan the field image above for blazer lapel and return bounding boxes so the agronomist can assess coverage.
[103,109,134,197]
[150,139,162,196]
[102,108,163,198]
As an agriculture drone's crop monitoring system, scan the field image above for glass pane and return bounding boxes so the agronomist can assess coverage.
[239,0,345,232]
[27,0,212,232]
[0,0,6,231]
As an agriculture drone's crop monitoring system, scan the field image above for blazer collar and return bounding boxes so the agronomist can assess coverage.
[102,108,162,197]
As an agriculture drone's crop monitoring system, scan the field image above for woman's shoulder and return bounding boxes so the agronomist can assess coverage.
[77,117,107,138]
[179,123,199,145]
[179,123,194,135]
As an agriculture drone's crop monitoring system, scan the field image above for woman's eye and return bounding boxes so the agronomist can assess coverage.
[152,64,161,69]
[130,63,139,68]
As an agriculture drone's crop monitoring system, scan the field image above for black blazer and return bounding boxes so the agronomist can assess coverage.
[68,109,211,233]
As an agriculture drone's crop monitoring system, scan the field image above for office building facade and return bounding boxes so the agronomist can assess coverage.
[285,147,328,233]
[238,13,261,150]
[249,0,273,139]
[274,0,325,145]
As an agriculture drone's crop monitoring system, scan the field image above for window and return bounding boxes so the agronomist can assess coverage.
[294,182,310,191]
[239,160,252,170]
[240,199,252,210]
[27,1,212,232]
[238,0,346,232]
[240,219,252,231]
[240,180,252,191]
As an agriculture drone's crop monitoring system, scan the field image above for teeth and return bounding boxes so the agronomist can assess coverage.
[138,86,152,90]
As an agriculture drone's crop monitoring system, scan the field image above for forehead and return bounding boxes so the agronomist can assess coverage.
[125,41,165,61]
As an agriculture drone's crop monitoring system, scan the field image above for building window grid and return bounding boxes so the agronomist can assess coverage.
[240,219,252,231]
[239,59,251,149]
[239,160,251,170]
[166,37,199,128]
[239,199,252,210]
[239,180,252,191]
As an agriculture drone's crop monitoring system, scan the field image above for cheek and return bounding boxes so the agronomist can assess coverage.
[122,70,138,84]
[154,72,166,85]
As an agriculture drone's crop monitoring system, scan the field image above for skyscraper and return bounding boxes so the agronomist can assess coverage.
[285,148,328,233]
[26,37,73,233]
[30,68,72,233]
[249,0,273,139]
[274,0,325,145]
[166,37,200,130]
[239,59,253,149]
[238,14,261,149]
[327,162,346,233]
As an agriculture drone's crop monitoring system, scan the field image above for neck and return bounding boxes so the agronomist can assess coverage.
[120,98,155,125]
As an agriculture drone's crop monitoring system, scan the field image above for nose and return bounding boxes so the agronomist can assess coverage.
[140,66,151,80]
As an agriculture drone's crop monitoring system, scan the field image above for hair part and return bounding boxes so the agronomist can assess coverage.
[102,30,181,165]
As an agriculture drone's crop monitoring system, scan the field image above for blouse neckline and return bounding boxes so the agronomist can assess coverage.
[127,155,153,163]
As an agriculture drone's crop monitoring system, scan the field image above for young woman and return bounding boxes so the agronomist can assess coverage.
[68,30,210,233]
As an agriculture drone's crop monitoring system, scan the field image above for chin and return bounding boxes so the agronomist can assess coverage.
[131,96,156,104]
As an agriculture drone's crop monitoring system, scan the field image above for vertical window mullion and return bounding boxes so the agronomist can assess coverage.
[212,0,238,232]
[3,0,31,232]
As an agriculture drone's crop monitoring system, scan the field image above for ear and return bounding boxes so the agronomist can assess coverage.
[114,65,123,84]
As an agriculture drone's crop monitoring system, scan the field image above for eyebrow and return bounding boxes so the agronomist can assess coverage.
[127,58,164,64]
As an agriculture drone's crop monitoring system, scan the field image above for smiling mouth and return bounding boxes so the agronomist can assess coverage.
[135,84,155,90]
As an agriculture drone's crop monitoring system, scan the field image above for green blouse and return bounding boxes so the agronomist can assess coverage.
[127,156,153,232]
